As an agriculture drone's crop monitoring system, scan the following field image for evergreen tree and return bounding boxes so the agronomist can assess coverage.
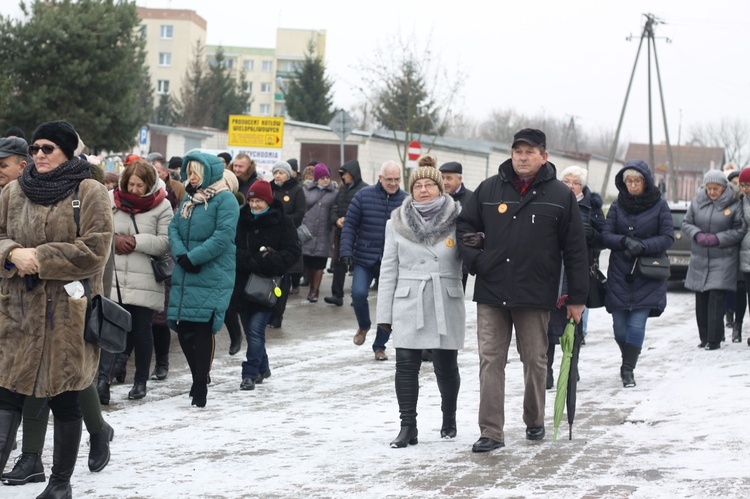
[177,41,210,127]
[153,94,178,126]
[0,0,152,152]
[284,41,334,125]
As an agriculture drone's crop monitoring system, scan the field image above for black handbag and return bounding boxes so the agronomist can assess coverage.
[634,256,671,281]
[586,263,607,309]
[243,273,282,307]
[130,214,173,282]
[72,189,131,353]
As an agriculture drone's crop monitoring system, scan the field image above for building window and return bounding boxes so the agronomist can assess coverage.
[160,25,173,39]
[243,82,253,93]
[261,60,273,72]
[243,60,254,71]
[158,52,171,67]
[261,82,272,93]
[260,104,270,115]
[226,58,235,69]
[157,80,170,95]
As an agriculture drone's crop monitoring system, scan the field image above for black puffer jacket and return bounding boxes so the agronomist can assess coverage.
[271,178,305,228]
[233,200,301,311]
[456,159,589,309]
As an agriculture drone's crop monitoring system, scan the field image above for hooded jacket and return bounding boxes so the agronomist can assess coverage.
[683,182,745,292]
[456,159,589,309]
[0,177,113,397]
[339,181,407,269]
[329,159,368,225]
[302,179,338,258]
[110,172,173,310]
[167,152,239,332]
[601,160,675,315]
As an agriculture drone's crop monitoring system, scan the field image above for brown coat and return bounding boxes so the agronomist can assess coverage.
[0,179,113,397]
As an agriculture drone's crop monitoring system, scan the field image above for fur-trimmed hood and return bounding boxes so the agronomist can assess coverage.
[391,194,461,246]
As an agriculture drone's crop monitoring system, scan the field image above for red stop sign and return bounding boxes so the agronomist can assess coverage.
[407,141,421,161]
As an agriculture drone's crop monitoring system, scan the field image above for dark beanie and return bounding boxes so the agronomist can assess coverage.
[168,156,183,170]
[247,180,274,205]
[287,158,299,172]
[217,152,232,165]
[3,126,26,140]
[31,120,78,159]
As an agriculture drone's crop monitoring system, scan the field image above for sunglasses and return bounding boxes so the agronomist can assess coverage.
[28,144,61,156]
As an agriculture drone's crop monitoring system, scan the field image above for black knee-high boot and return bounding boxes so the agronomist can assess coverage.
[36,418,82,499]
[0,409,21,476]
[390,349,419,448]
[191,332,215,408]
[621,343,641,388]
[177,331,197,396]
[546,341,555,389]
[435,360,460,439]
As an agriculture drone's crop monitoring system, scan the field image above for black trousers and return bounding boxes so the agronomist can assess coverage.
[696,290,726,345]
[0,388,81,422]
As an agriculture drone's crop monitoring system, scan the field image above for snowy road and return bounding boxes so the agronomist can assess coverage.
[3,277,750,498]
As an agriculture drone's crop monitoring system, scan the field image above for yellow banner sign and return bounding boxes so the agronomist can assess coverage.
[227,115,284,148]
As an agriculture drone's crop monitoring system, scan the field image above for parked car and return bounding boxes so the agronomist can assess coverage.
[667,201,691,281]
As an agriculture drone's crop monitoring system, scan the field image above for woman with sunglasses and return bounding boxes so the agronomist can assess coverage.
[0,120,113,497]
[376,155,465,448]
[602,161,674,388]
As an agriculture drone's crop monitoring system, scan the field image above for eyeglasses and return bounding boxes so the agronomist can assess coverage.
[562,179,582,187]
[624,178,643,185]
[28,144,61,156]
[413,181,438,191]
[740,183,750,189]
[381,177,400,184]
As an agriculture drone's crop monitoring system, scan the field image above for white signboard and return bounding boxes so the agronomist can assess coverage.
[228,147,282,171]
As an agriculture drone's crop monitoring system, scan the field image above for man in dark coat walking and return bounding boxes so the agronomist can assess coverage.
[339,160,406,361]
[324,159,368,306]
[456,129,589,452]
[440,161,473,290]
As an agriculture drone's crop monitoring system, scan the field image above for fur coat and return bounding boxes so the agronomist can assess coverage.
[0,179,113,397]
[376,194,466,350]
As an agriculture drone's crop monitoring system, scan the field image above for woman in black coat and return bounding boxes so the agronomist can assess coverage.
[235,180,300,391]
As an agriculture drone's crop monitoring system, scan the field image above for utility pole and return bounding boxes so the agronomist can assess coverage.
[601,13,676,201]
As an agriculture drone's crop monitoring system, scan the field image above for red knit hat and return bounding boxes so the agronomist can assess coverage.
[739,167,750,184]
[247,180,274,205]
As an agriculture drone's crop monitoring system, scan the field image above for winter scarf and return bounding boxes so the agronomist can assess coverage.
[618,188,662,214]
[180,178,229,219]
[392,194,460,246]
[18,157,92,205]
[412,195,446,223]
[113,186,167,214]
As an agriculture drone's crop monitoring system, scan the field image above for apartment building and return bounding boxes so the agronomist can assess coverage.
[137,7,326,119]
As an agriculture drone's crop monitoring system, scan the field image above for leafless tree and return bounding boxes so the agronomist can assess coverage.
[688,118,750,166]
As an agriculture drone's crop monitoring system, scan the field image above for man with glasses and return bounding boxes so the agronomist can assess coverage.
[457,128,589,452]
[339,160,406,361]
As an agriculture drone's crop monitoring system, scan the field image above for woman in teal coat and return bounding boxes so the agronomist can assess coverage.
[168,152,239,407]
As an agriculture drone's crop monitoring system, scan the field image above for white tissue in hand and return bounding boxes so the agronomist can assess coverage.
[64,281,84,299]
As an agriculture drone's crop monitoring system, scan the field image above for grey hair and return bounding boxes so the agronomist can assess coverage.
[560,165,588,187]
[622,168,644,179]
[379,160,401,176]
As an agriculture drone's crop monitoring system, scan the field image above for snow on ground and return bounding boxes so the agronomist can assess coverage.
[3,282,750,498]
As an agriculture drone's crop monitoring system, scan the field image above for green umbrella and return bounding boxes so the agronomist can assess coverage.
[553,318,576,441]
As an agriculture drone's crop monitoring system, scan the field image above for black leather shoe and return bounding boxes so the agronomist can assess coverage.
[390,426,418,448]
[128,382,147,400]
[113,355,127,383]
[256,370,272,384]
[229,339,242,356]
[697,342,707,348]
[240,378,256,391]
[1,452,45,485]
[705,343,721,351]
[323,296,343,306]
[526,426,545,440]
[150,365,168,381]
[472,437,504,452]
[97,379,110,406]
[88,421,114,472]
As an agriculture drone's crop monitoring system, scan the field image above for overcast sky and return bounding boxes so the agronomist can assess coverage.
[3,0,748,149]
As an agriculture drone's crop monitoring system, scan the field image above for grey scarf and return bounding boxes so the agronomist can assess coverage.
[412,195,446,223]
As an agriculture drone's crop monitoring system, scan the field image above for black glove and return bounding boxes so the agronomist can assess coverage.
[177,254,201,273]
[623,237,645,259]
[583,223,594,242]
[462,232,484,249]
[340,256,353,269]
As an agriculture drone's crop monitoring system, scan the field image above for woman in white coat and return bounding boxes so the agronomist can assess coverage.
[98,160,173,401]
[376,155,465,448]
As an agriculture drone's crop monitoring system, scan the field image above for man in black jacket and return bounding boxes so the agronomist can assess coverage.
[324,159,368,306]
[456,128,588,453]
[439,161,473,206]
